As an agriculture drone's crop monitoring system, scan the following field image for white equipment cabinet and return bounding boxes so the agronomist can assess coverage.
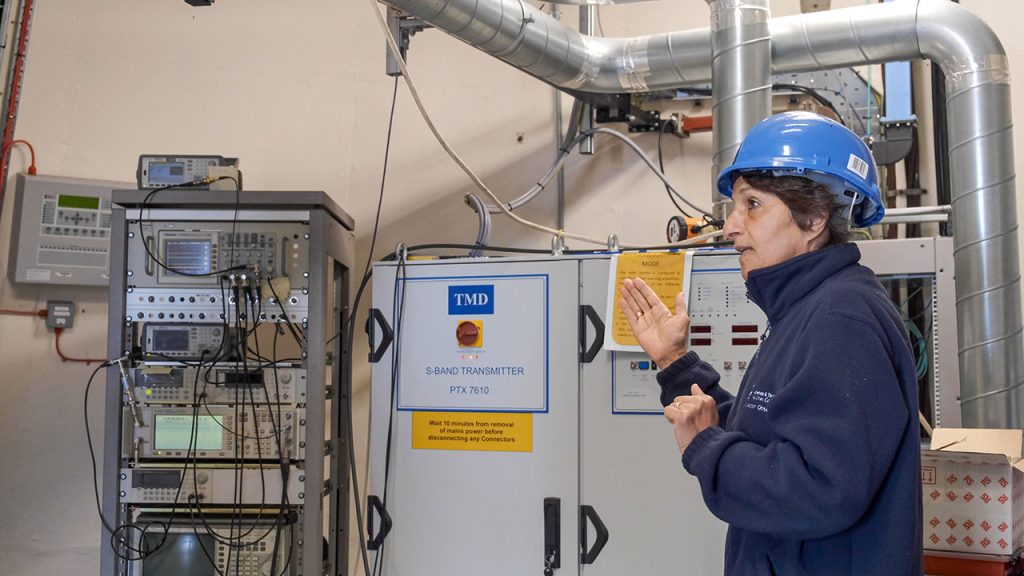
[369,258,583,576]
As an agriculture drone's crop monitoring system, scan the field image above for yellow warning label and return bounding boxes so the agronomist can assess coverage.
[412,412,532,452]
[610,252,687,347]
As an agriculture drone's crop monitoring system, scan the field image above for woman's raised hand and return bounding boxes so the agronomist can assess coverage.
[618,277,690,369]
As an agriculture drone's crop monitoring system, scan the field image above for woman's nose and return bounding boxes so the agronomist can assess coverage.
[723,208,742,238]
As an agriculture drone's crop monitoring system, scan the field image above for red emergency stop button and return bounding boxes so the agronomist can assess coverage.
[456,320,482,347]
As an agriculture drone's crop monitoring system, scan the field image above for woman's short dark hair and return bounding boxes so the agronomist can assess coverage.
[741,173,851,245]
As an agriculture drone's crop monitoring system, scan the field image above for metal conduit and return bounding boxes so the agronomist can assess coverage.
[381,0,1023,428]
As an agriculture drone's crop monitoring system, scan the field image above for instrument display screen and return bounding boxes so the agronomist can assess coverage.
[153,414,224,451]
[147,162,186,185]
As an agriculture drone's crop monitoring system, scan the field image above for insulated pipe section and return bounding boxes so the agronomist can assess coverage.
[919,1,1022,428]
[379,0,713,92]
[770,0,1023,428]
[707,0,772,220]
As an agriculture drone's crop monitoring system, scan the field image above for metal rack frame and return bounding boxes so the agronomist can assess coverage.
[101,190,354,576]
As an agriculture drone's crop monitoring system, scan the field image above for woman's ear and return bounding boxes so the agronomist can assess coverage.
[805,211,830,247]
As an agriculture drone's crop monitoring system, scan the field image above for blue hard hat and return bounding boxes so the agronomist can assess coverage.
[716,111,884,227]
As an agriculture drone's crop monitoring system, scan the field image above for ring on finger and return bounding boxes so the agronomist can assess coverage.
[635,311,644,319]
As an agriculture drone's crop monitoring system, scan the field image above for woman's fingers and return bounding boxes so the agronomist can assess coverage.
[635,278,667,313]
[619,297,638,331]
[674,291,688,318]
[621,279,649,319]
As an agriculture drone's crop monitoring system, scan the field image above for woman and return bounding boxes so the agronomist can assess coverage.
[620,112,922,576]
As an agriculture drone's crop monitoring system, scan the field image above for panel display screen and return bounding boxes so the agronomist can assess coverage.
[148,162,186,185]
[57,194,100,210]
[133,470,181,489]
[154,415,224,451]
[151,329,190,352]
[141,532,216,576]
[163,240,212,276]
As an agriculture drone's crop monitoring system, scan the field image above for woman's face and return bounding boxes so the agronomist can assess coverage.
[724,177,826,280]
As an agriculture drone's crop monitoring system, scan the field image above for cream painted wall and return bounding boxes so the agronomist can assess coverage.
[0,1,1018,574]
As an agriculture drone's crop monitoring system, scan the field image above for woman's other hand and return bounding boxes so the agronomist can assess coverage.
[619,277,690,368]
[665,384,719,455]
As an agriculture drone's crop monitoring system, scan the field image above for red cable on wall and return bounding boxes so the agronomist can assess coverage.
[10,139,36,174]
[53,327,106,365]
[0,307,45,317]
[0,309,105,364]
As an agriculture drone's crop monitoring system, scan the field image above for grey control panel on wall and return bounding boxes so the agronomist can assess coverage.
[8,173,132,286]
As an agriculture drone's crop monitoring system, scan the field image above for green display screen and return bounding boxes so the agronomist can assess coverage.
[153,414,224,451]
[57,194,100,210]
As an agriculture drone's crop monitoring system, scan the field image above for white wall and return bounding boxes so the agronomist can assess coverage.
[0,1,1019,574]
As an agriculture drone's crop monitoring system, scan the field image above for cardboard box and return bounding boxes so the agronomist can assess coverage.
[922,428,1024,556]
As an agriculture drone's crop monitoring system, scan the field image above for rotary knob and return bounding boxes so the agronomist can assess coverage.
[456,321,479,346]
[279,372,292,384]
[196,472,209,484]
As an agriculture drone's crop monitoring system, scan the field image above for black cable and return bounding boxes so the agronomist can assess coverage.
[383,243,554,257]
[363,76,399,300]
[137,177,247,278]
[185,352,232,576]
[85,361,117,535]
[772,83,845,120]
[657,118,692,217]
[345,75,401,576]
[676,83,850,127]
[181,300,280,561]
[91,351,203,563]
[373,254,407,576]
[266,318,291,576]
[378,241,736,259]
[265,275,306,347]
[85,359,187,561]
[114,180,304,571]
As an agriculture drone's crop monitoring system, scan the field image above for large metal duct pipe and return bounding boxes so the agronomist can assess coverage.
[770,0,1022,429]
[379,0,714,92]
[382,0,1022,428]
[706,0,772,219]
[923,2,1020,428]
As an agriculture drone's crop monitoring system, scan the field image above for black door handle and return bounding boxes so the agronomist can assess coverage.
[580,504,609,565]
[365,308,393,364]
[543,497,561,574]
[578,305,605,364]
[367,495,392,551]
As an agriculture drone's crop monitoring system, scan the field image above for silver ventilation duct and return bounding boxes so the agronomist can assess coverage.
[706,0,772,219]
[769,1,1022,429]
[379,0,713,91]
[381,0,1022,428]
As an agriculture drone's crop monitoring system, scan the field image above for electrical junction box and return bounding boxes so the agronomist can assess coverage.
[45,301,75,329]
[8,173,132,286]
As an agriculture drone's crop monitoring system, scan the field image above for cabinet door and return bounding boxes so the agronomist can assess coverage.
[579,258,728,576]
[370,258,580,576]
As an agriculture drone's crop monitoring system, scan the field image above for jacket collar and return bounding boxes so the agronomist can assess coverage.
[745,243,861,322]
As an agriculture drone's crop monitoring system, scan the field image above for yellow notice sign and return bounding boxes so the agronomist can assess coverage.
[412,412,532,452]
[606,252,687,351]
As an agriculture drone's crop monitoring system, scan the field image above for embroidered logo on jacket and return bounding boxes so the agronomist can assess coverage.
[744,389,774,413]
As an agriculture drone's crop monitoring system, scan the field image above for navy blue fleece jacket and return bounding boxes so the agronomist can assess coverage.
[658,243,922,576]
